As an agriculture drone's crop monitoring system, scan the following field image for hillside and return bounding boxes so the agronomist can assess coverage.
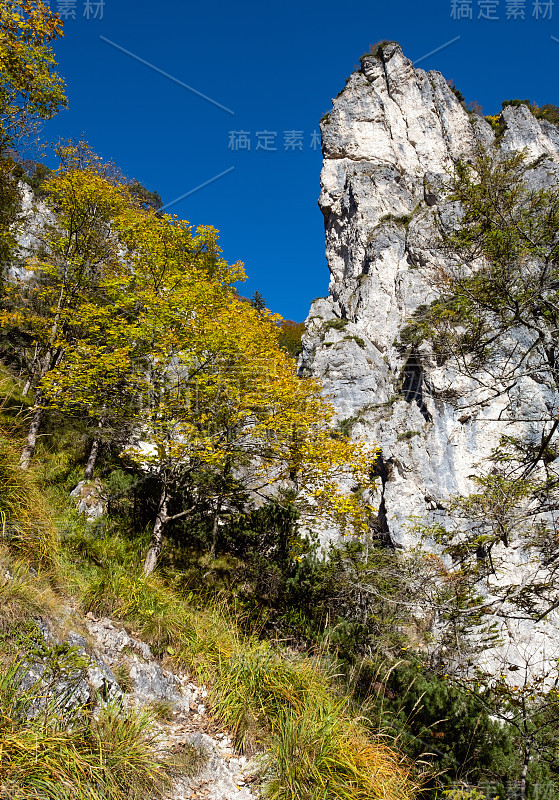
[3,7,559,799]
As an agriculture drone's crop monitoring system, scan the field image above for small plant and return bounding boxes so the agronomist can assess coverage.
[447,79,466,106]
[344,334,366,349]
[379,212,412,227]
[324,318,349,332]
[113,661,132,693]
[333,415,359,439]
[359,40,397,63]
[149,698,175,721]
[166,741,209,778]
[484,113,505,138]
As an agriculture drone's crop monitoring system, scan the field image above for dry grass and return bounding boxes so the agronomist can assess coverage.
[0,428,56,567]
[79,562,420,800]
[0,375,420,800]
[0,547,58,639]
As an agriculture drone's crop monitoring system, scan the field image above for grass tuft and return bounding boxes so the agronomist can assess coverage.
[0,660,171,799]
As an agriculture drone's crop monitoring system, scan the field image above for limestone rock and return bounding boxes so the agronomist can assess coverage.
[70,479,107,520]
[303,43,559,549]
[301,43,559,670]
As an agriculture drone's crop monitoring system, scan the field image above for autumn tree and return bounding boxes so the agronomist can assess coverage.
[0,145,135,468]
[0,0,66,149]
[109,212,375,574]
[0,1,66,295]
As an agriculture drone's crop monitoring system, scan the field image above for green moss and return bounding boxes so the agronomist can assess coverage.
[379,212,412,227]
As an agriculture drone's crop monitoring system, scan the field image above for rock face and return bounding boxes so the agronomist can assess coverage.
[301,42,559,551]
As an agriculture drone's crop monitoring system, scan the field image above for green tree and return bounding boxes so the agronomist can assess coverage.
[400,145,559,798]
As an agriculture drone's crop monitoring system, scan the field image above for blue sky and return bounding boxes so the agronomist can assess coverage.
[41,0,558,320]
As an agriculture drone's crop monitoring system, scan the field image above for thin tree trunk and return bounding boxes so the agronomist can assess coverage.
[519,742,530,800]
[22,378,31,397]
[19,387,44,469]
[144,489,169,576]
[84,438,100,480]
[209,504,221,560]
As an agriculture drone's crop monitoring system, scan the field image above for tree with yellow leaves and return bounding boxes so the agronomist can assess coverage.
[109,212,374,573]
[2,151,375,570]
[0,145,135,468]
[0,0,66,148]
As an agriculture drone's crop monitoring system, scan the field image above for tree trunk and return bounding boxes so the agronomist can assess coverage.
[19,387,44,469]
[209,505,221,560]
[84,438,100,480]
[519,741,531,800]
[143,489,169,576]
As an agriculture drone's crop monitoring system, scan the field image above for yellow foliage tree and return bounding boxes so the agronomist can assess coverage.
[2,156,375,571]
[108,211,375,573]
[0,0,66,148]
[0,147,134,467]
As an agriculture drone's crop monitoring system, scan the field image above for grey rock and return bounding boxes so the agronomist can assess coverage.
[87,656,123,702]
[129,657,183,707]
[70,479,107,521]
[301,44,559,670]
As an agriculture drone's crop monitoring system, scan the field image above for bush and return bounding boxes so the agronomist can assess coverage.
[324,318,349,332]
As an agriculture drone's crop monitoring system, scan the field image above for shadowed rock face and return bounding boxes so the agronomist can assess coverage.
[301,42,559,553]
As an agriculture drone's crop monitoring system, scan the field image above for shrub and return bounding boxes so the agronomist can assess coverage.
[324,318,349,332]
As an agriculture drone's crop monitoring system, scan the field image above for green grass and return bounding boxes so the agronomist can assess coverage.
[263,700,412,800]
[73,552,418,798]
[0,659,171,799]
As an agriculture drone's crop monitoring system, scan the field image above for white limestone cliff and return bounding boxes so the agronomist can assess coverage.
[301,42,559,558]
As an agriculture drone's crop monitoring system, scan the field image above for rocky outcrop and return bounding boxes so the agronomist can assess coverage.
[13,607,258,800]
[301,42,559,551]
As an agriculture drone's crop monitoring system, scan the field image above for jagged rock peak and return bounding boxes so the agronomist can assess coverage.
[301,43,559,549]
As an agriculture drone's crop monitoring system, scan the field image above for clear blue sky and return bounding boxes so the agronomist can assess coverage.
[41,0,557,320]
